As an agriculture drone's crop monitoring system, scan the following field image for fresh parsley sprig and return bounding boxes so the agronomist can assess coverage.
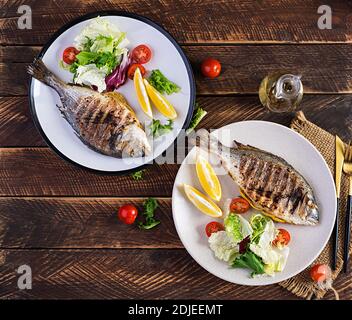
[149,119,173,138]
[130,169,145,181]
[138,198,160,230]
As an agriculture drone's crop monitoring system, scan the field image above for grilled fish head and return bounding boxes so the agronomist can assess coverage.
[117,124,152,158]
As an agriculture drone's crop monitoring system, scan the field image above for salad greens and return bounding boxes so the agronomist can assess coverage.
[208,210,290,278]
[62,17,129,92]
[186,103,207,134]
[232,251,265,277]
[208,231,239,263]
[138,198,160,230]
[225,213,253,243]
[130,169,145,181]
[149,119,174,138]
[250,214,270,244]
[224,214,243,243]
[148,69,180,95]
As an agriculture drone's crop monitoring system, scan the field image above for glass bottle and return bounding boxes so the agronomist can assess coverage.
[259,72,303,112]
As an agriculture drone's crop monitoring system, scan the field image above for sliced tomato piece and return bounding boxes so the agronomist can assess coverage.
[62,47,80,65]
[131,45,152,64]
[229,197,250,214]
[127,63,146,80]
[272,228,291,247]
[205,221,224,237]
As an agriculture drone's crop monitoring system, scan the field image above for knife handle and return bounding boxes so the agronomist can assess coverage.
[343,195,352,273]
[332,198,339,270]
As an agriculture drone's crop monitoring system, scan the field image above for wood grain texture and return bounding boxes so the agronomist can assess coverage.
[1,0,352,45]
[0,197,181,248]
[0,249,295,299]
[2,95,352,147]
[0,249,351,299]
[0,148,179,196]
[2,44,352,95]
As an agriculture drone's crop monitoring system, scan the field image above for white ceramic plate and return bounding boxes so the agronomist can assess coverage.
[172,121,336,285]
[29,11,195,173]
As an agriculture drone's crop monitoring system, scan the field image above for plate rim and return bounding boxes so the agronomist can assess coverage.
[172,120,337,286]
[28,10,196,175]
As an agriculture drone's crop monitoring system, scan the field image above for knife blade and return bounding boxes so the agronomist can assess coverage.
[332,135,344,270]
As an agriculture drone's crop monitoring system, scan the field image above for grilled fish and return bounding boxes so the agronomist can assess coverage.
[198,132,319,225]
[27,59,151,158]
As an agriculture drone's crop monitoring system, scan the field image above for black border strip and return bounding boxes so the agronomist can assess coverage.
[28,10,196,175]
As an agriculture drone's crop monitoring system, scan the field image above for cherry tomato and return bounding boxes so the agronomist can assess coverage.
[205,221,224,237]
[62,47,80,65]
[201,58,221,78]
[131,45,152,64]
[118,204,138,225]
[272,228,291,247]
[127,63,146,80]
[310,264,330,283]
[230,197,250,214]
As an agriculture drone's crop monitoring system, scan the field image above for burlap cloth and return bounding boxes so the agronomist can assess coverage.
[278,111,351,299]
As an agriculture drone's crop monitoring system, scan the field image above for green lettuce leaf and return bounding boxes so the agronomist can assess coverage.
[148,69,180,95]
[232,250,266,277]
[224,213,243,243]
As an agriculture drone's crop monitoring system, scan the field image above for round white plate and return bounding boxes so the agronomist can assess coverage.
[172,121,336,285]
[29,11,195,173]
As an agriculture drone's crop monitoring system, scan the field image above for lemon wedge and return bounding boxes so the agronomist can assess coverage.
[196,155,222,201]
[143,79,177,119]
[134,68,152,118]
[184,184,222,217]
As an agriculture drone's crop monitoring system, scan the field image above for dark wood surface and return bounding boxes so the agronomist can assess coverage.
[1,0,352,300]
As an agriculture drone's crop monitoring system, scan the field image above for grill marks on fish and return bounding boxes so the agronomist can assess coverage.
[26,59,151,158]
[239,154,309,219]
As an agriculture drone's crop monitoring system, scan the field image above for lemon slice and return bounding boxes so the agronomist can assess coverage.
[134,68,152,118]
[196,155,222,201]
[143,79,177,119]
[184,184,222,217]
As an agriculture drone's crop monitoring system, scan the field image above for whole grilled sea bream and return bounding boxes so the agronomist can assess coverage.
[27,59,151,158]
[198,132,319,225]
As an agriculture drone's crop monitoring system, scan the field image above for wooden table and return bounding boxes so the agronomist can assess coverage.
[1,0,352,300]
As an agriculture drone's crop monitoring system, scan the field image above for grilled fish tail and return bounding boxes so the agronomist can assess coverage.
[27,58,67,96]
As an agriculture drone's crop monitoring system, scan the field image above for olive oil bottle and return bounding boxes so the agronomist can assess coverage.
[259,72,303,112]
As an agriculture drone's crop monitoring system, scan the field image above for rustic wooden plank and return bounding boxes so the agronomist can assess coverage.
[0,97,43,146]
[1,249,351,299]
[2,95,352,147]
[0,197,181,248]
[1,0,352,45]
[0,148,179,196]
[0,249,299,299]
[2,44,352,96]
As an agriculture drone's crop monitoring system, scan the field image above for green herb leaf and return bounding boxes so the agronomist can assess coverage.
[224,213,244,243]
[149,119,173,138]
[250,214,270,244]
[186,103,207,134]
[138,198,160,230]
[130,169,145,181]
[148,69,180,95]
[232,250,266,277]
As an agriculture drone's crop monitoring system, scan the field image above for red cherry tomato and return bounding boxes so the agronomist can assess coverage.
[62,47,80,65]
[272,228,291,247]
[127,63,146,80]
[230,197,250,214]
[310,264,330,283]
[205,221,224,237]
[118,204,138,225]
[131,45,152,64]
[201,58,221,78]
